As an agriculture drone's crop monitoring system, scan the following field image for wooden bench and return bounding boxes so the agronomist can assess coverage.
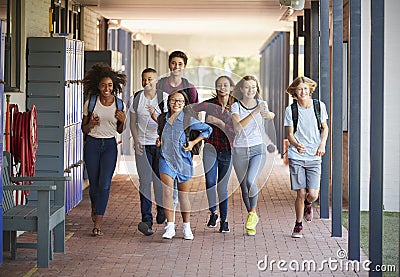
[2,151,71,268]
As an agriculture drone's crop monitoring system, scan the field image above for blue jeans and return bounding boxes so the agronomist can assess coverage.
[202,144,232,220]
[135,145,163,224]
[84,136,117,216]
[233,144,266,212]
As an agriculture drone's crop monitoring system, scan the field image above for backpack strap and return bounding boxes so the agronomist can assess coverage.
[183,111,191,143]
[291,100,298,133]
[115,96,123,111]
[183,111,195,157]
[132,90,143,112]
[291,99,322,134]
[313,99,322,132]
[88,95,98,117]
[156,89,165,112]
[158,77,167,92]
[133,89,163,113]
[181,78,191,102]
[157,112,167,137]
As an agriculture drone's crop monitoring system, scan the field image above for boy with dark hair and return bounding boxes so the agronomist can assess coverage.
[130,68,168,235]
[157,50,199,104]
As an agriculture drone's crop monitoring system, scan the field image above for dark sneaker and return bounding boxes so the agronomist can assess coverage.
[291,225,303,238]
[138,221,153,236]
[304,202,313,223]
[207,213,219,228]
[219,221,230,233]
[156,208,166,224]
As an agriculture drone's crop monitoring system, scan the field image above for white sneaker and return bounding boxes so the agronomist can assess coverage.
[183,223,194,240]
[162,223,175,239]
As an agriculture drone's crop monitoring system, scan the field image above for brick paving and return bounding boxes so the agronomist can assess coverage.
[0,157,369,277]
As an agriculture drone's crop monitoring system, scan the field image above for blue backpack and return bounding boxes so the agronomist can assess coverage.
[87,95,124,130]
[88,95,124,116]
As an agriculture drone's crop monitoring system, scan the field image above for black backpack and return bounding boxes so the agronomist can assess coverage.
[131,89,164,113]
[157,109,202,156]
[291,99,321,133]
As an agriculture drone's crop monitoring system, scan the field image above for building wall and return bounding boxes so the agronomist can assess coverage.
[82,8,100,51]
[6,0,51,111]
[25,0,49,37]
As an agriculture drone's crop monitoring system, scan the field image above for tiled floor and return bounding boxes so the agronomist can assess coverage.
[0,157,369,277]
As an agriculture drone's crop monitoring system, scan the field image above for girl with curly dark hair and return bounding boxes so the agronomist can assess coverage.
[81,63,127,237]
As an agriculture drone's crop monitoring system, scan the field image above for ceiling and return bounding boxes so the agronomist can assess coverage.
[89,1,309,57]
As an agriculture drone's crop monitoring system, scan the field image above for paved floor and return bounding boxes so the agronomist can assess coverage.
[0,156,369,277]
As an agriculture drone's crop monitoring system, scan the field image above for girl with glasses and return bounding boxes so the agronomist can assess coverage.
[157,91,212,240]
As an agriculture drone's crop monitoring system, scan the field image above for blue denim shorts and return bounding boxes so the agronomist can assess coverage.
[159,156,191,183]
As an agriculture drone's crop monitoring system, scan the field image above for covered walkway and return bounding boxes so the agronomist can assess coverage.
[0,157,368,276]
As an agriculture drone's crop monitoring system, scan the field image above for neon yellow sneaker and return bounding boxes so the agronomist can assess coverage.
[245,212,259,230]
[246,228,256,236]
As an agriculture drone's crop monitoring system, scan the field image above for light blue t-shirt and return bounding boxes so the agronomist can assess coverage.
[284,101,328,161]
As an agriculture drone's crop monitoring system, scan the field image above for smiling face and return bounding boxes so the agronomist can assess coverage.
[168,91,186,114]
[216,77,233,97]
[240,80,258,100]
[98,77,114,98]
[142,71,157,91]
[295,83,312,101]
[169,57,186,77]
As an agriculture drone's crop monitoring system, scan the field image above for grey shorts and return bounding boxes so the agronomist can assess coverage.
[288,158,321,190]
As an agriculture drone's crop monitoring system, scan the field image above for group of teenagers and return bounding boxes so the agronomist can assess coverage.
[81,50,329,240]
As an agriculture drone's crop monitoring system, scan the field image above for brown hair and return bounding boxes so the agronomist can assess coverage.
[233,75,261,101]
[168,51,188,66]
[213,75,235,106]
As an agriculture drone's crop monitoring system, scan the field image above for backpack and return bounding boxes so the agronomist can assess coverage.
[157,109,202,156]
[291,99,321,133]
[131,89,164,113]
[158,77,192,103]
[88,95,124,129]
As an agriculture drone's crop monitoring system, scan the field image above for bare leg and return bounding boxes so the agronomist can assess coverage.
[295,189,307,222]
[177,180,191,223]
[160,173,175,222]
[306,188,319,203]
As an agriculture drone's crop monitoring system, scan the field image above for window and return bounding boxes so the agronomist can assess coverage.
[51,0,82,40]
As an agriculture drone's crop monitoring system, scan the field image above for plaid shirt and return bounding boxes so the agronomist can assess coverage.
[193,97,235,153]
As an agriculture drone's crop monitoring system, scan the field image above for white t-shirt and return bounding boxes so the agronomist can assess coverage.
[83,97,126,139]
[284,101,328,160]
[231,100,264,148]
[129,91,168,145]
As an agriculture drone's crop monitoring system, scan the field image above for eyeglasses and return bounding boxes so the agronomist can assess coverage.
[169,99,185,105]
